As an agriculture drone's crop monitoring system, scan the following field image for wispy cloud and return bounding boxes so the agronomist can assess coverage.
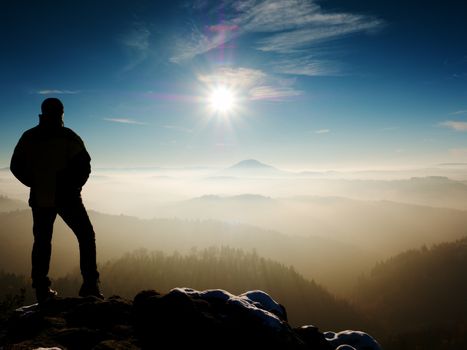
[256,19,381,53]
[198,66,302,101]
[191,0,210,10]
[170,23,240,63]
[198,67,267,88]
[103,118,147,125]
[449,110,467,115]
[243,0,382,52]
[36,89,80,95]
[440,120,467,131]
[272,56,341,76]
[163,125,193,133]
[314,129,330,134]
[171,0,383,70]
[121,23,151,71]
[248,85,302,100]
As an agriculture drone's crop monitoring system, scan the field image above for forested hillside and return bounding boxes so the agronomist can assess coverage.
[3,239,467,349]
[354,237,467,349]
[52,247,369,331]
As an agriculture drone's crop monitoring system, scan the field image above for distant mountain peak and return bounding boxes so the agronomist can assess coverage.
[229,159,275,169]
[221,159,288,177]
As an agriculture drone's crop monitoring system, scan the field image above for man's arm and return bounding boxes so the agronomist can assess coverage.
[10,134,32,187]
[68,147,91,188]
[59,129,92,189]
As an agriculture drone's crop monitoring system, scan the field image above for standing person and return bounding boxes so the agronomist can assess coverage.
[10,98,103,303]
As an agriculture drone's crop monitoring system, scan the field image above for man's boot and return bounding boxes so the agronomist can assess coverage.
[36,287,58,304]
[79,280,104,299]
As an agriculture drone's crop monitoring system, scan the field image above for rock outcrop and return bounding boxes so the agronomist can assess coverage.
[0,288,381,350]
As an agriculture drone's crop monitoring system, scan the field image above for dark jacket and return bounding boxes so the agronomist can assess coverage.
[10,118,91,207]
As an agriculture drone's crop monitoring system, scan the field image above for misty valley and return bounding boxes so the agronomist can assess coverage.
[1,161,467,348]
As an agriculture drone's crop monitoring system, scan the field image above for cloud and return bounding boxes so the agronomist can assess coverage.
[191,0,210,10]
[121,23,151,71]
[198,67,267,88]
[163,125,193,133]
[170,24,241,63]
[37,90,80,95]
[449,110,467,115]
[272,57,341,76]
[238,0,375,33]
[314,129,330,134]
[248,85,302,100]
[257,19,381,53]
[440,120,467,131]
[171,0,383,66]
[198,66,302,101]
[103,118,146,125]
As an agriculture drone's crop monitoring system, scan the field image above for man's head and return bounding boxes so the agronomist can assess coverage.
[39,98,64,126]
[41,98,64,116]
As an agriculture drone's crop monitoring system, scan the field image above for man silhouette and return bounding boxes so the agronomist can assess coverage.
[11,98,103,303]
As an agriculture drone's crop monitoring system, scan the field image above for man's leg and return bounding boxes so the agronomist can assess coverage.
[31,207,58,301]
[58,200,102,298]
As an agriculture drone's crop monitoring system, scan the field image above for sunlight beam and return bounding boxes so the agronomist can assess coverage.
[208,86,237,114]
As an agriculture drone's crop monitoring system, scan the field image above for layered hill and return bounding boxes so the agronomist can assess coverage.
[0,207,376,295]
[158,194,467,253]
[3,192,467,295]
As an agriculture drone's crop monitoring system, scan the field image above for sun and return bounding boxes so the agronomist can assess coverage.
[208,86,236,114]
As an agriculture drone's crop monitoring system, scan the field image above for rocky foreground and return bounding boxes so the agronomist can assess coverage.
[0,288,381,350]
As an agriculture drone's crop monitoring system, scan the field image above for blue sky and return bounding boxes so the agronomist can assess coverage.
[1,0,466,169]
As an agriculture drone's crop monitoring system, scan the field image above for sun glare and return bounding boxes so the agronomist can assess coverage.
[208,86,236,114]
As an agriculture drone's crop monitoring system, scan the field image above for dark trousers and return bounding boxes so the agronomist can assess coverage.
[31,201,99,289]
